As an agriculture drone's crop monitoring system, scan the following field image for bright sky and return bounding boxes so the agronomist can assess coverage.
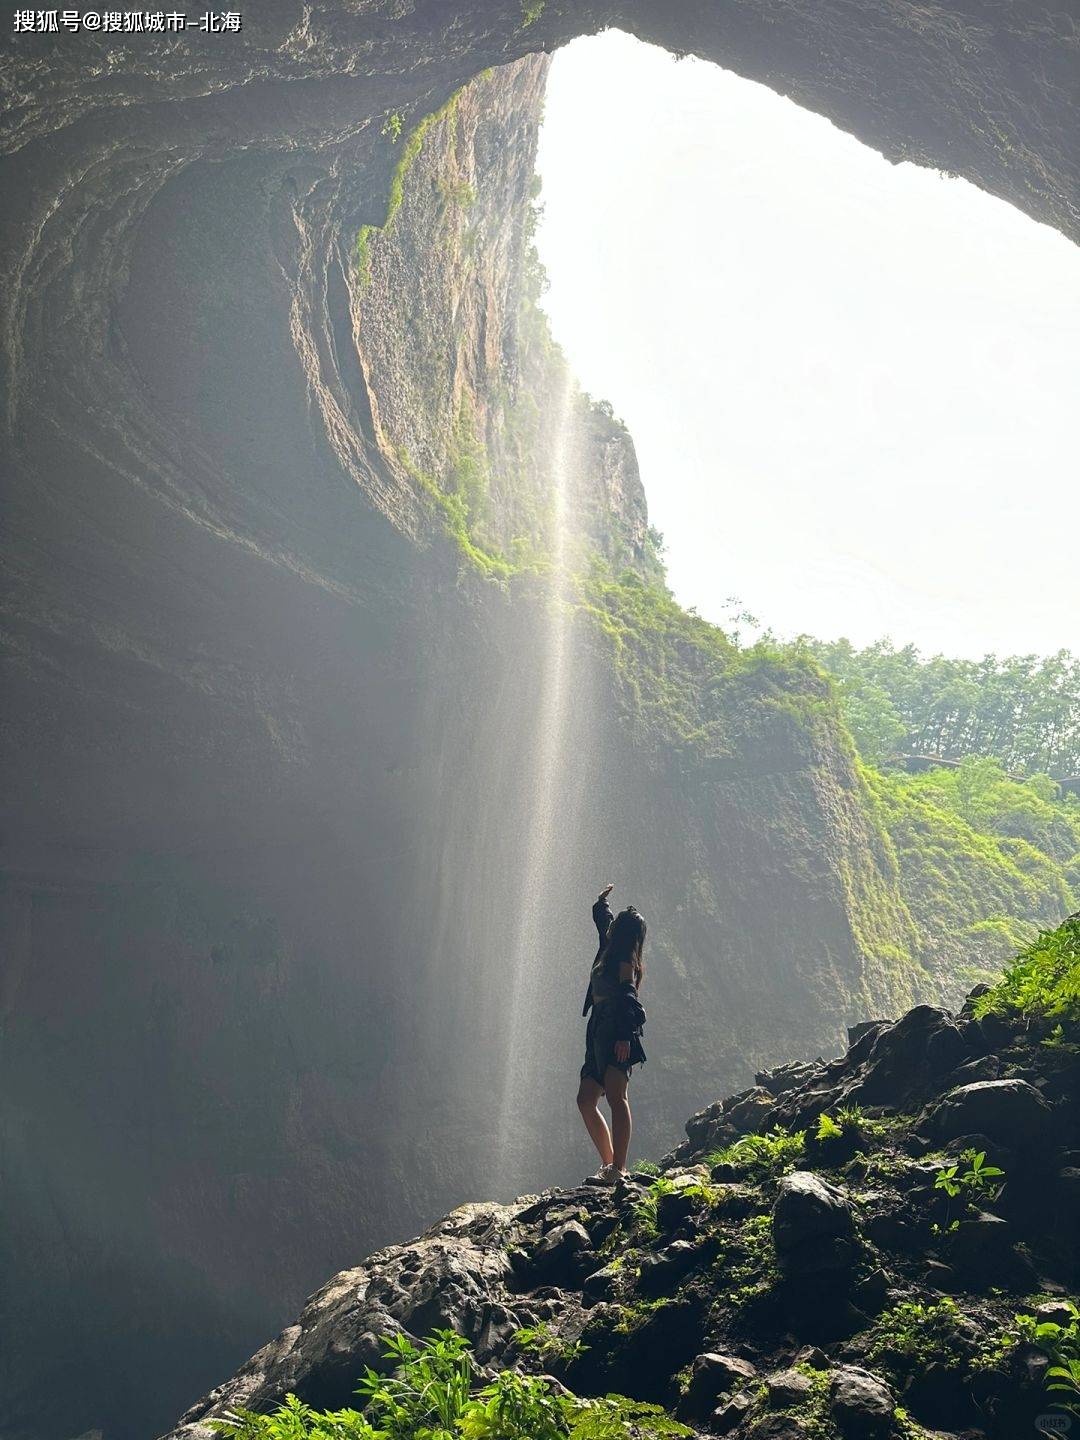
[535,31,1080,659]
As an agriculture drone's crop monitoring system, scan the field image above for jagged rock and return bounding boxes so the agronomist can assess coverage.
[756,1060,821,1098]
[524,1220,594,1285]
[852,1267,892,1312]
[773,1172,856,1275]
[927,1079,1053,1149]
[795,1346,828,1370]
[766,1368,814,1405]
[749,1415,813,1439]
[154,997,1080,1440]
[638,1240,699,1296]
[948,1210,1013,1271]
[946,1054,1002,1086]
[726,1087,778,1133]
[713,1389,756,1433]
[829,1366,894,1437]
[685,1100,730,1155]
[848,1020,889,1048]
[581,1263,622,1307]
[677,1352,758,1419]
[653,1170,711,1230]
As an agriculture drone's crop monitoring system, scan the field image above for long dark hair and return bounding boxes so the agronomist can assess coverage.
[602,905,646,988]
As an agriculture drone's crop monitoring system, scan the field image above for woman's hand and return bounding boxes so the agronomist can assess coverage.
[599,883,614,899]
[614,1040,631,1062]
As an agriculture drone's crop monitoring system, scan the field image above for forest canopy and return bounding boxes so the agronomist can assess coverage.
[796,639,1080,776]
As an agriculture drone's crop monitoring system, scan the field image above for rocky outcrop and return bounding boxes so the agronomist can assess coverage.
[3,5,1077,1437]
[162,983,1079,1439]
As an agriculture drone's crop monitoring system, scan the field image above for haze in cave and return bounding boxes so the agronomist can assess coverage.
[0,7,1077,1440]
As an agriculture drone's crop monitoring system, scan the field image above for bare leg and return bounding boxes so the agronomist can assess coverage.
[576,1075,614,1166]
[604,1066,632,1172]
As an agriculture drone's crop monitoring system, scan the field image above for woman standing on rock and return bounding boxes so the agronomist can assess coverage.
[576,883,647,1182]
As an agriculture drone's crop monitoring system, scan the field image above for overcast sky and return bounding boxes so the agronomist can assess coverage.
[535,31,1080,659]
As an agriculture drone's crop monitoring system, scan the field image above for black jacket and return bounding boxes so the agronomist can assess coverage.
[582,895,647,1040]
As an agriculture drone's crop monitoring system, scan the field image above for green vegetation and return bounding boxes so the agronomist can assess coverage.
[395,445,516,580]
[971,913,1080,1023]
[214,1330,690,1439]
[356,90,464,288]
[815,1113,844,1142]
[933,1148,1006,1203]
[1015,1305,1080,1417]
[862,759,1076,987]
[720,1213,780,1309]
[707,1127,807,1179]
[866,1298,976,1376]
[521,0,545,26]
[512,1321,588,1365]
[798,638,1080,775]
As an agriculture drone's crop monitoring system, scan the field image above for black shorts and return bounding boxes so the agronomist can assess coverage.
[580,1006,646,1087]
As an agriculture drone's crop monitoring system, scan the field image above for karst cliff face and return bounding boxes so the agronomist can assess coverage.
[1,5,1076,1439]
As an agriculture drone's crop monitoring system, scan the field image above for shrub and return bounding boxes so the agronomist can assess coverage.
[709,1127,807,1179]
[972,916,1080,1023]
[213,1330,693,1437]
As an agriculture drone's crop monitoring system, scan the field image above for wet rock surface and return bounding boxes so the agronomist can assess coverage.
[163,993,1079,1440]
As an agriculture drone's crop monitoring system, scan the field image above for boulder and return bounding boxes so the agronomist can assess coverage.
[522,1220,592,1285]
[677,1352,758,1419]
[726,1087,777,1134]
[794,1345,828,1370]
[856,1006,969,1106]
[928,1079,1052,1150]
[756,1060,822,1098]
[773,1172,856,1275]
[829,1365,894,1437]
[713,1389,755,1433]
[848,1019,889,1049]
[766,1368,814,1406]
[685,1100,728,1153]
[748,1416,812,1439]
[637,1240,699,1296]
[580,1263,621,1307]
[949,1210,1012,1271]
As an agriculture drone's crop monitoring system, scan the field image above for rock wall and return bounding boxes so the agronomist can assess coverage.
[2,5,1076,1439]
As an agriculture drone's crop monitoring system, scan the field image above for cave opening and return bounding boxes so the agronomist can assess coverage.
[4,10,1080,1440]
[532,30,1080,660]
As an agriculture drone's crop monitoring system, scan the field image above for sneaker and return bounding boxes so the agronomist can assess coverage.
[586,1163,618,1186]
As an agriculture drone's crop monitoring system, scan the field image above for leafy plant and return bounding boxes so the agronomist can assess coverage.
[709,1127,807,1178]
[867,1298,976,1376]
[567,1396,691,1438]
[459,1371,567,1440]
[1010,1306,1080,1418]
[973,917,1080,1024]
[934,1148,1006,1203]
[212,1394,377,1437]
[381,110,403,141]
[214,1332,692,1438]
[521,0,545,25]
[816,1113,844,1142]
[513,1321,588,1365]
[355,1330,473,1436]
